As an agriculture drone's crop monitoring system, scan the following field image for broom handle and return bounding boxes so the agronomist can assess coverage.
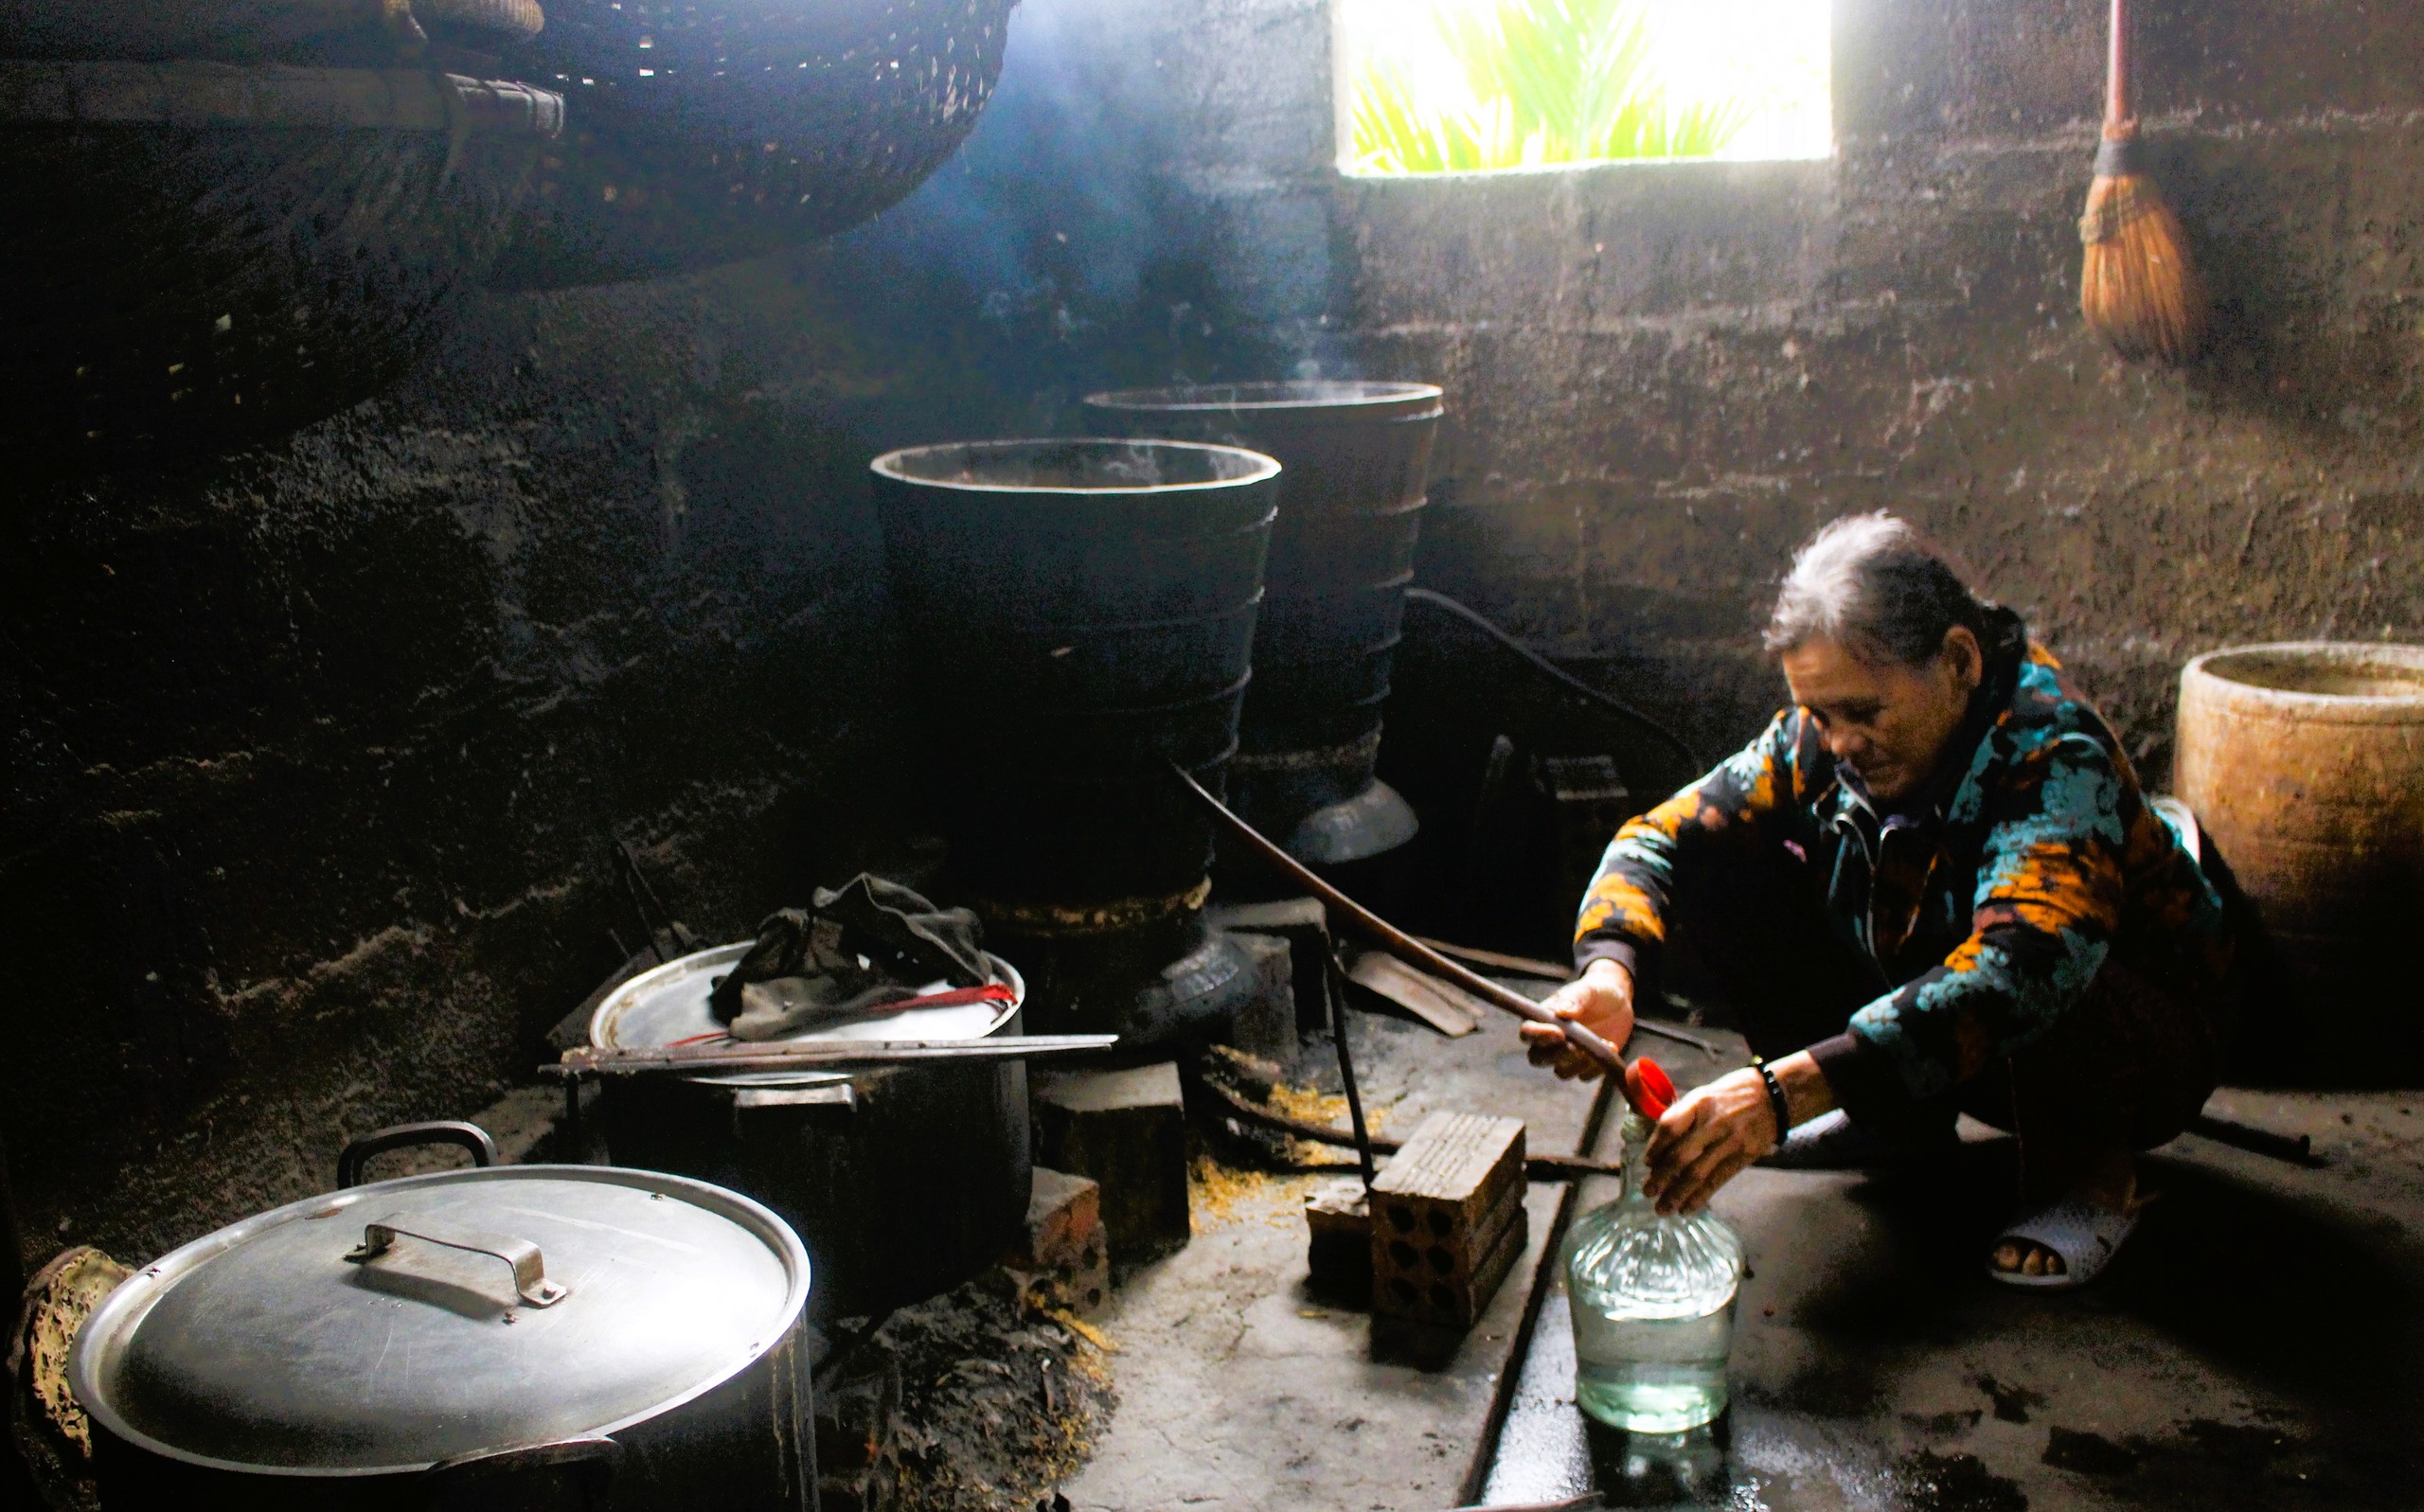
[1169,763,1632,1083]
[2104,0,2132,133]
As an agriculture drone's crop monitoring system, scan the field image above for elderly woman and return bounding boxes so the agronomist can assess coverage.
[1523,513,2237,1287]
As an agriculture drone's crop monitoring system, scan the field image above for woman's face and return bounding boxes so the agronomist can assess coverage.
[1779,629,1983,803]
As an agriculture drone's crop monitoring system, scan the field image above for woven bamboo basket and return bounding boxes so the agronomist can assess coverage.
[0,60,562,479]
[488,0,1011,289]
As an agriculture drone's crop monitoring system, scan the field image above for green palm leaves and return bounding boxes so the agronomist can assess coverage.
[1347,0,1757,174]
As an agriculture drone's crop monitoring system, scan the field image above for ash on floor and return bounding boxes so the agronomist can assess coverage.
[818,1269,1116,1512]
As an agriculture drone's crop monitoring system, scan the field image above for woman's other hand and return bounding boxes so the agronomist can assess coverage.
[1520,957,1635,1080]
[1641,1052,1832,1214]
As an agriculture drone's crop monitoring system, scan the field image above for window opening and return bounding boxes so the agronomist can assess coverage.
[1336,0,1831,176]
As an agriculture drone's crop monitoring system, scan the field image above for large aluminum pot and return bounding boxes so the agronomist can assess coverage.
[69,1135,815,1511]
[590,946,1032,1321]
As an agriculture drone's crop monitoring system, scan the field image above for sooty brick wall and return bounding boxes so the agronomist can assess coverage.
[3,271,921,1261]
[1356,0,2424,776]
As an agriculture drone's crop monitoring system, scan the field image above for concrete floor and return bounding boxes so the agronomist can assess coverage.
[1062,1007,1609,1512]
[113,965,2419,1512]
[1052,1001,2424,1511]
[1483,1067,2424,1510]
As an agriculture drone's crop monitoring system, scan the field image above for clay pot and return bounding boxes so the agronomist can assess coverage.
[2175,642,2424,1084]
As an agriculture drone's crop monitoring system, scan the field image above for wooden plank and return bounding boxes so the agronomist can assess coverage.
[1411,935,1572,982]
[1346,950,1483,1036]
[1036,1064,1193,1266]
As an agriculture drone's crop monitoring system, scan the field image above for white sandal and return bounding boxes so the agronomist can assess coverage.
[1987,1189,2151,1290]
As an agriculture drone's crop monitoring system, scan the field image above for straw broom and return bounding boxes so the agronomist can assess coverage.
[2078,0,2205,365]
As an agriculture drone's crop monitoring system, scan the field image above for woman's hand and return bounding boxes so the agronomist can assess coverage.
[1641,1052,1833,1214]
[1520,958,1635,1080]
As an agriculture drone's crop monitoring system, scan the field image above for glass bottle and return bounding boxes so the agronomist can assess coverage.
[1564,1110,1746,1432]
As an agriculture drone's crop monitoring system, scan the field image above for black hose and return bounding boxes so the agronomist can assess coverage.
[1403,588,1702,773]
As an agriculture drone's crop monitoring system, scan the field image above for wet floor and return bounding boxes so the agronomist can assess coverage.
[1479,1085,2424,1510]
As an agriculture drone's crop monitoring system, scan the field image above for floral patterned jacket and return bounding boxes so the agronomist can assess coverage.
[1574,614,2233,1108]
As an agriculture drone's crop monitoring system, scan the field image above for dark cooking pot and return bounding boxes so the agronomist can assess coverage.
[68,1126,815,1511]
[1081,382,1444,866]
[589,946,1032,1322]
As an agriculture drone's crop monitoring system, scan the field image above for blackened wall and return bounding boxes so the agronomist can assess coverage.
[4,272,918,1259]
[9,0,2420,1270]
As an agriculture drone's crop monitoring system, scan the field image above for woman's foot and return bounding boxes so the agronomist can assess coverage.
[1989,1149,2148,1283]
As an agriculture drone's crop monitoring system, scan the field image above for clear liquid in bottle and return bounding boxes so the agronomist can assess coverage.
[1565,1111,1746,1432]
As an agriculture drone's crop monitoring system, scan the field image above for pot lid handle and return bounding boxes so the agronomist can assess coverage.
[336,1121,500,1189]
[345,1214,569,1307]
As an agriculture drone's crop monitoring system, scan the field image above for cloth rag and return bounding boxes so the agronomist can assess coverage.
[710,875,992,1041]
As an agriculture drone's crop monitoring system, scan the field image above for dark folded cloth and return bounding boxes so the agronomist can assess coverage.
[710,874,991,1041]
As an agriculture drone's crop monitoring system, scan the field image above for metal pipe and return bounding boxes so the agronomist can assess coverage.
[1404,588,1700,773]
[2187,1112,2321,1166]
[1326,951,1379,1194]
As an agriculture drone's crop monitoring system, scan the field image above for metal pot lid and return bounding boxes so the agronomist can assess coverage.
[1083,380,1445,418]
[591,943,1025,1088]
[69,1166,808,1474]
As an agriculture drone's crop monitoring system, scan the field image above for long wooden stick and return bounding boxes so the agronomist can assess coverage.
[1416,934,1735,1051]
[1173,764,1639,1098]
[2104,0,2131,129]
[2187,1112,2320,1167]
[1414,934,1720,1055]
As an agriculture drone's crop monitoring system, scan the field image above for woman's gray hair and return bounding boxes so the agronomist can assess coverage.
[1764,512,1992,666]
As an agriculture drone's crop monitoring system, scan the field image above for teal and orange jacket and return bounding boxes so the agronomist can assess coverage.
[1574,614,2233,1109]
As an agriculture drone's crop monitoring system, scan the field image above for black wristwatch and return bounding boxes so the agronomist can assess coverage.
[1753,1057,1791,1148]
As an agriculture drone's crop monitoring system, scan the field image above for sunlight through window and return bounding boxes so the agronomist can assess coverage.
[1335,0,1832,175]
